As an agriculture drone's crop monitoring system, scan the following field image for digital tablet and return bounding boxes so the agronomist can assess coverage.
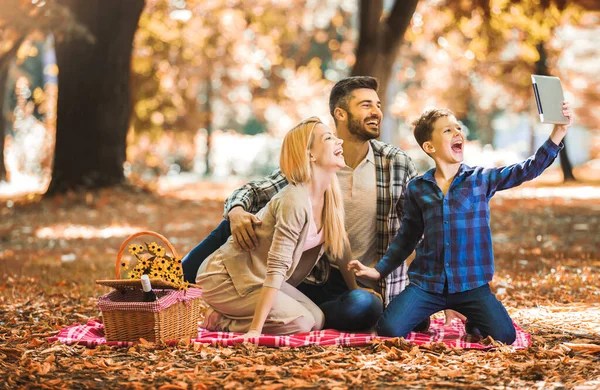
[531,75,569,125]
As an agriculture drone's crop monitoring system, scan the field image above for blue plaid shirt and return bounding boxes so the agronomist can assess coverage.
[375,138,562,294]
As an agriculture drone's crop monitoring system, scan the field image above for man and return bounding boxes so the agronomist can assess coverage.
[183,76,427,332]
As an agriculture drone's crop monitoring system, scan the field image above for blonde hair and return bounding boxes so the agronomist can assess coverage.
[280,117,349,260]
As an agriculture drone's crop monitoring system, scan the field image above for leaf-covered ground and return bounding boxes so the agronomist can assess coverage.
[1,180,599,389]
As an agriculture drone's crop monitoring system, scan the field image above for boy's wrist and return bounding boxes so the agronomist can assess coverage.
[550,123,569,146]
[374,263,388,279]
[372,269,381,279]
[549,131,565,146]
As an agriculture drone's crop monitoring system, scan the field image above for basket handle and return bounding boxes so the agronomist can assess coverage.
[115,231,179,279]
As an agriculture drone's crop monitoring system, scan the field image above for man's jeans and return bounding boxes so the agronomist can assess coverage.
[377,283,517,344]
[182,219,382,332]
[296,267,382,331]
[182,219,231,284]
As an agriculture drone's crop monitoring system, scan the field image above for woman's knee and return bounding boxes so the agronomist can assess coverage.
[289,314,316,333]
[310,307,325,331]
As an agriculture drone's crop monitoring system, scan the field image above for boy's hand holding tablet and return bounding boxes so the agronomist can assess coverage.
[531,74,574,145]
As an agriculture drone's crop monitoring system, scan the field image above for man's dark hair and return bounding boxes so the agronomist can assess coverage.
[412,108,454,152]
[329,76,379,122]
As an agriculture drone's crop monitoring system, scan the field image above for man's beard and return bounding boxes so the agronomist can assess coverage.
[348,112,380,141]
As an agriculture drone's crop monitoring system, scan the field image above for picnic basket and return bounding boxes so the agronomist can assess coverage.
[96,231,203,342]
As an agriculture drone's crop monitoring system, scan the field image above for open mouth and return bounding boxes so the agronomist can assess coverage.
[451,140,463,154]
[334,148,344,157]
[365,118,380,128]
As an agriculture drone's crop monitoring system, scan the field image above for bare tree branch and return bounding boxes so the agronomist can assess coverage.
[383,0,419,54]
[575,0,600,10]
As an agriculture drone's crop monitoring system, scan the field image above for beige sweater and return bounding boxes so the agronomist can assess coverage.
[205,184,326,297]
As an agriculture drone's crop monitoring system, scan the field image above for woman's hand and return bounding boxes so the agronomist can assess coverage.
[348,260,381,280]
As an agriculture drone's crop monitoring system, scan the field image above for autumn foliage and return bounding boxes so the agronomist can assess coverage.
[1,181,599,388]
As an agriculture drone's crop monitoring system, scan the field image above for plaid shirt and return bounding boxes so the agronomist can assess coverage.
[375,138,562,294]
[224,139,418,305]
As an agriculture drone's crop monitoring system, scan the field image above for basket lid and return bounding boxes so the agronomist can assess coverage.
[96,279,199,290]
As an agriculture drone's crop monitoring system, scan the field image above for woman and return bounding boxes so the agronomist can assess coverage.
[196,117,358,336]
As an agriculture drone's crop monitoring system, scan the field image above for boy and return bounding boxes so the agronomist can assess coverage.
[348,102,573,343]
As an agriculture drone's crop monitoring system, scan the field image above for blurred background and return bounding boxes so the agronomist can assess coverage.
[1,0,599,198]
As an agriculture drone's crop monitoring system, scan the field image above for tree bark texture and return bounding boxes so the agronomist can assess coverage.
[46,0,145,194]
[0,65,9,182]
[558,137,576,181]
[204,74,213,176]
[0,36,26,182]
[351,0,419,105]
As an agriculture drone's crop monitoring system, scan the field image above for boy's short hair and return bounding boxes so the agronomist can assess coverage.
[413,108,454,151]
[329,76,379,122]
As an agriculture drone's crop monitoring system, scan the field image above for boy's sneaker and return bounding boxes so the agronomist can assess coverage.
[465,321,482,337]
[412,316,431,332]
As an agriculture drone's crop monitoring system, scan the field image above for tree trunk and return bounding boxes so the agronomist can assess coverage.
[351,0,419,142]
[559,137,576,181]
[535,41,575,182]
[46,0,145,195]
[0,65,8,182]
[529,103,537,156]
[204,75,213,177]
[476,109,495,147]
[0,36,25,182]
[351,0,419,106]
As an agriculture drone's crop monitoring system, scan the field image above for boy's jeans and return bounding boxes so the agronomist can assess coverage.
[182,220,383,332]
[377,283,517,344]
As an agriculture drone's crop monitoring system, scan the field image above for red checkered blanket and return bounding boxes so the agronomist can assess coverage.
[48,318,530,349]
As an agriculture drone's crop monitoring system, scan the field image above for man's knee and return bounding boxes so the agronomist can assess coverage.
[334,289,383,331]
[215,219,232,240]
[346,289,383,317]
[182,219,232,283]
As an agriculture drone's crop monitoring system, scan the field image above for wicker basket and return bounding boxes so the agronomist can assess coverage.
[96,231,203,342]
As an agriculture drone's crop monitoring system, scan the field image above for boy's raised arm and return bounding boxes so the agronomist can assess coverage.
[549,102,573,146]
[486,102,573,197]
[485,139,562,197]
